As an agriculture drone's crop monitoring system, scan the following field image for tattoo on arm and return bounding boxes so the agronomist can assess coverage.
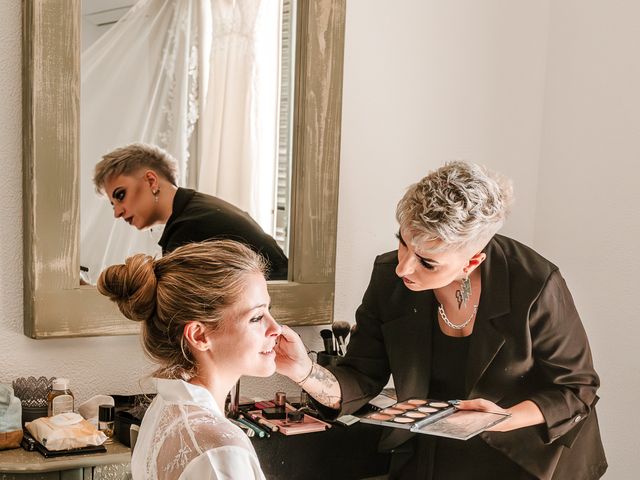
[301,364,342,409]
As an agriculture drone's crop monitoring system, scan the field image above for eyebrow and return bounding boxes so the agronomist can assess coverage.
[243,302,270,315]
[397,230,440,265]
[416,253,440,265]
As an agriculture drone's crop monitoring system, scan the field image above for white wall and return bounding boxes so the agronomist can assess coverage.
[534,1,640,477]
[335,0,551,325]
[1,0,636,477]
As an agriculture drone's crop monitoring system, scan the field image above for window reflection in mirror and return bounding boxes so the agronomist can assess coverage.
[79,0,294,284]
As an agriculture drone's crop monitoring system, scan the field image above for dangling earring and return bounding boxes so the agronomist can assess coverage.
[152,188,160,203]
[455,274,472,309]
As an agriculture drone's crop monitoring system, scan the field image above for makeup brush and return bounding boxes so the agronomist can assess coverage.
[320,329,336,355]
[332,321,351,356]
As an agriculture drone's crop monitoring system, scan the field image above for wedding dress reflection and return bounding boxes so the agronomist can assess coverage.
[80,0,289,284]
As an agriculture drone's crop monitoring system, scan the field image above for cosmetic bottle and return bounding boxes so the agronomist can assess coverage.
[98,404,115,443]
[47,378,74,416]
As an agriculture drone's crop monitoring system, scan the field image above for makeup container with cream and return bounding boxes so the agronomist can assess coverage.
[360,398,509,441]
[262,392,287,420]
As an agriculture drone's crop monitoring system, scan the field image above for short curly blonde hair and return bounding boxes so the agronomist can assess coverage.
[396,161,514,252]
[93,143,178,193]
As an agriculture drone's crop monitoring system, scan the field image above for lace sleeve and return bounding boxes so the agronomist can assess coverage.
[178,446,266,480]
[150,404,262,480]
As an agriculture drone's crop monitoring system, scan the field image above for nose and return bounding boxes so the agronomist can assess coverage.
[395,249,415,278]
[266,312,282,337]
[113,204,124,219]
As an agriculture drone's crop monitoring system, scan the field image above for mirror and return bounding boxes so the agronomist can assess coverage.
[22,0,345,338]
[79,0,295,284]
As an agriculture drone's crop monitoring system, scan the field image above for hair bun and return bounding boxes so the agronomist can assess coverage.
[97,254,157,321]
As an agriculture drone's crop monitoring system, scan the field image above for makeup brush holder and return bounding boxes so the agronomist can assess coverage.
[317,351,340,368]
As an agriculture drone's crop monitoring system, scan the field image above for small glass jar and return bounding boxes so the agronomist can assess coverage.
[98,404,115,443]
[47,378,74,416]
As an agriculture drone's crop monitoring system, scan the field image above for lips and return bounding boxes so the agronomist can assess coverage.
[402,277,415,285]
[125,217,133,225]
[259,347,275,356]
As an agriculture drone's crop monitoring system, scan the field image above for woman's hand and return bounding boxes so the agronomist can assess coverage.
[274,325,313,382]
[455,398,544,432]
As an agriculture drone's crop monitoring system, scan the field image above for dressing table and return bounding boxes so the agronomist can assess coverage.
[0,422,389,480]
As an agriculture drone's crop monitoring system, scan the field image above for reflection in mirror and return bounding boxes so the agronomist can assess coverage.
[22,0,344,337]
[79,0,295,283]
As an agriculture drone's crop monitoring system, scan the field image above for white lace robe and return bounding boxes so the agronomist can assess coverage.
[131,379,266,480]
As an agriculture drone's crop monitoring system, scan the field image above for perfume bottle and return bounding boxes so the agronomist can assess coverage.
[98,404,115,443]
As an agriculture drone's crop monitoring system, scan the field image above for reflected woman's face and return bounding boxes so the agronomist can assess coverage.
[103,172,159,230]
[395,228,474,292]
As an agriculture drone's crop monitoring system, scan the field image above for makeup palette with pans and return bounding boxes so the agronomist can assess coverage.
[361,399,456,430]
[360,398,510,440]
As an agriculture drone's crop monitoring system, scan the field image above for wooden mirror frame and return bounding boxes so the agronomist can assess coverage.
[22,0,345,338]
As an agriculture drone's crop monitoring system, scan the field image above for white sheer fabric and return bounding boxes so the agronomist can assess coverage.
[80,0,203,284]
[80,0,280,284]
[197,0,280,233]
[131,379,265,480]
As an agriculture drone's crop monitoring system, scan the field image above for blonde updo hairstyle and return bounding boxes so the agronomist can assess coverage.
[97,240,267,380]
[396,161,514,253]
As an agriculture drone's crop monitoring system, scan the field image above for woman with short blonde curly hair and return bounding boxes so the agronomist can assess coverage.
[276,161,606,479]
[99,240,276,479]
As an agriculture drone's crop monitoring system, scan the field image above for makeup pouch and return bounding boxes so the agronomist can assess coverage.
[0,384,23,450]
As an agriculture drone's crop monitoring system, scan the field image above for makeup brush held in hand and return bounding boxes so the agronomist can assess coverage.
[332,321,351,356]
[320,329,336,355]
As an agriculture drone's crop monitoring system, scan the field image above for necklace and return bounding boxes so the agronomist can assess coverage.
[438,303,478,330]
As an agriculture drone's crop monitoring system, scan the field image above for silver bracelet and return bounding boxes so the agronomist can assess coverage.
[296,363,315,385]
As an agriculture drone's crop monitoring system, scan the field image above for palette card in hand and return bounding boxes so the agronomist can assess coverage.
[359,398,509,441]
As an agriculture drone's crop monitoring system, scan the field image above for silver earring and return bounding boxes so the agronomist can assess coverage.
[455,274,472,309]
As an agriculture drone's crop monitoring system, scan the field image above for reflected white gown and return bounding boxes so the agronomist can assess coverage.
[131,379,265,480]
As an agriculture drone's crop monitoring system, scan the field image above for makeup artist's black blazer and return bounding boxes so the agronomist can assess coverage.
[157,188,288,279]
[326,234,607,480]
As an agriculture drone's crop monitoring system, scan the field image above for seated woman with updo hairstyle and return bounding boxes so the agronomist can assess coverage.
[98,240,279,480]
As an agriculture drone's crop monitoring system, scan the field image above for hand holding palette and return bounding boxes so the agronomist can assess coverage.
[359,398,509,441]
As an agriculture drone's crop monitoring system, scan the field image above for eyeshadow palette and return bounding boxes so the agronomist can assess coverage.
[359,398,509,440]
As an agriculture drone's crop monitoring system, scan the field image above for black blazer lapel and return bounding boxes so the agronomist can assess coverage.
[382,286,435,401]
[378,286,435,451]
[465,237,510,396]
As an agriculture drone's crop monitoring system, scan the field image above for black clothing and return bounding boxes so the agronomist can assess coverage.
[416,321,532,480]
[428,319,470,400]
[158,188,288,280]
[318,235,607,480]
